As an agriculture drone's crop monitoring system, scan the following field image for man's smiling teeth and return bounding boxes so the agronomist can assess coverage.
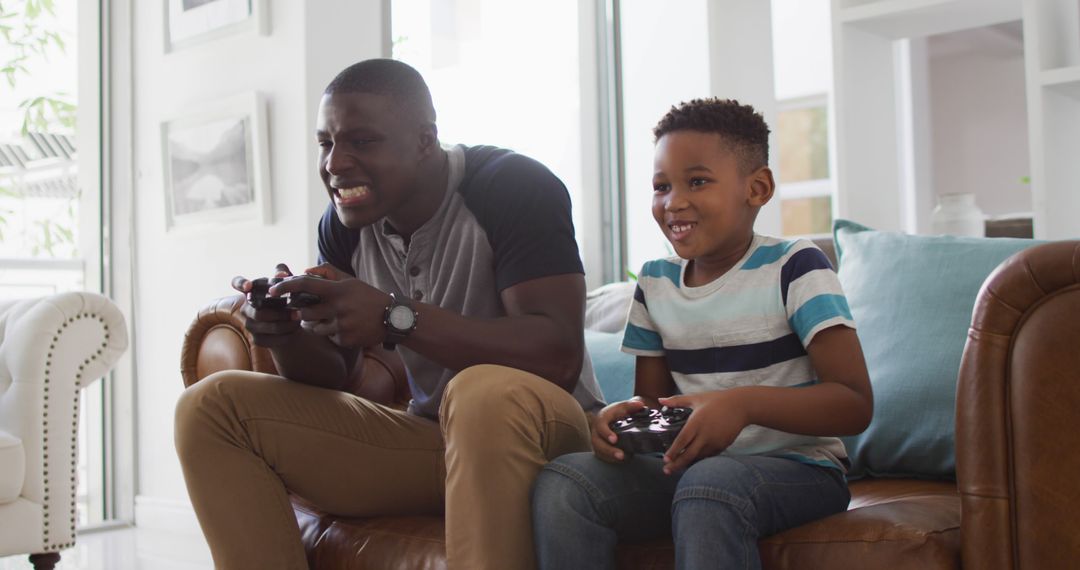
[337,186,369,199]
[670,223,695,233]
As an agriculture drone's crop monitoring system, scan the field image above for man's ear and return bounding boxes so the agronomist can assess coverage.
[747,166,775,207]
[418,122,439,158]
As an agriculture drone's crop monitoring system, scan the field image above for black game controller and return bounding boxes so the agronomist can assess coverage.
[609,406,692,456]
[247,276,321,310]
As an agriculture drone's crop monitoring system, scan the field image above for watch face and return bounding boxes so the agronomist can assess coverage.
[388,304,415,330]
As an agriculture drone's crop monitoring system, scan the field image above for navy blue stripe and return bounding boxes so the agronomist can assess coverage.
[633,284,647,308]
[780,247,834,306]
[665,333,807,375]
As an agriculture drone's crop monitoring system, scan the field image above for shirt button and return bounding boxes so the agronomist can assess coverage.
[409,266,421,277]
[413,290,424,301]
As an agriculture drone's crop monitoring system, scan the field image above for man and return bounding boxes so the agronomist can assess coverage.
[174,59,604,570]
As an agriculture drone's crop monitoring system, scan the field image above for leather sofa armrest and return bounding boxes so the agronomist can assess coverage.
[180,295,411,409]
[956,240,1080,569]
[180,295,276,387]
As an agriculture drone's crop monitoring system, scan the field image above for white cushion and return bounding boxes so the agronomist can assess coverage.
[0,430,25,504]
[584,281,636,334]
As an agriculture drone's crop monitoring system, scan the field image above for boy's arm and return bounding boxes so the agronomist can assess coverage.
[591,355,678,463]
[632,355,678,408]
[660,324,872,473]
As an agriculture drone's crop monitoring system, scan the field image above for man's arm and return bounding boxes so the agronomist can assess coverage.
[402,272,586,391]
[266,330,359,391]
[272,272,588,392]
[233,268,360,391]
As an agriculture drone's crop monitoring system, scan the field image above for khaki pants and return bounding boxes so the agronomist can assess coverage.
[174,364,591,570]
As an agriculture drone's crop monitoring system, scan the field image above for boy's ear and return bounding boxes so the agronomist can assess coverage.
[747,166,775,207]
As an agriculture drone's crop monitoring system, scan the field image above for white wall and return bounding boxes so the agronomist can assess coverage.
[126,0,386,527]
[928,25,1031,218]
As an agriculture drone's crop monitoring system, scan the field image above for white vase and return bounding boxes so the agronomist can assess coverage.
[931,193,985,237]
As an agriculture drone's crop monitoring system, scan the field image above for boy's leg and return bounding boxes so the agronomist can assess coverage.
[671,455,850,570]
[439,364,592,570]
[532,453,679,570]
[174,370,445,570]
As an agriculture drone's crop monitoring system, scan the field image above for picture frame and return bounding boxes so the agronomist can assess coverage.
[160,92,272,232]
[165,0,269,53]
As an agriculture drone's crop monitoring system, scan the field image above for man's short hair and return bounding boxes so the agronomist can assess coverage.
[653,98,770,174]
[324,59,436,124]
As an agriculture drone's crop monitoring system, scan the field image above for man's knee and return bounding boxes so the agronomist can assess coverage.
[174,371,249,459]
[441,364,540,419]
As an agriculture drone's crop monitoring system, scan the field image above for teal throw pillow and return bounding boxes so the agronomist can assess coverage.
[834,219,1040,479]
[585,330,635,404]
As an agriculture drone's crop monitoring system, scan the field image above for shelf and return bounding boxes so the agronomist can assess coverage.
[1041,66,1080,99]
[838,0,1021,39]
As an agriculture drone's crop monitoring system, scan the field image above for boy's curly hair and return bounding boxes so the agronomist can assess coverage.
[653,98,770,174]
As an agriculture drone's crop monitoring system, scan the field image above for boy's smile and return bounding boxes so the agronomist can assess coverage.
[651,130,773,283]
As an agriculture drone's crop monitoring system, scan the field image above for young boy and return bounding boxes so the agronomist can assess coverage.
[531,99,873,569]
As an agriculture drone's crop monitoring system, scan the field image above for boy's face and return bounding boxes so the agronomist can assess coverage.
[651,130,772,262]
[315,92,434,229]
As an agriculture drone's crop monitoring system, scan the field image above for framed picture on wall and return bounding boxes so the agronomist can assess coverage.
[165,0,269,52]
[160,92,272,231]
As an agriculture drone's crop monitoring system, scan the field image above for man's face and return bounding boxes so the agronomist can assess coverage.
[651,131,760,261]
[316,92,429,229]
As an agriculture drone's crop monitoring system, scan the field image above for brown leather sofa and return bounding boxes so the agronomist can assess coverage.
[178,240,1080,569]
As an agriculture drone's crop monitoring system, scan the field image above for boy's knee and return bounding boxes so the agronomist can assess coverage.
[532,456,596,516]
[674,456,760,510]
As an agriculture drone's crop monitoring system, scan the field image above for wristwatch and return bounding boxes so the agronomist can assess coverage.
[382,293,418,350]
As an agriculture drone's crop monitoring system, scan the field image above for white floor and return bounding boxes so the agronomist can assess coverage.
[0,527,212,570]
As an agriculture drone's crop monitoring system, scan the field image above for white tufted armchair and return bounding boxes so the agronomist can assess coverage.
[0,292,128,570]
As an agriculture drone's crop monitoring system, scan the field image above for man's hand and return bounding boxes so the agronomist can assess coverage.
[301,262,351,282]
[269,275,392,348]
[591,399,647,463]
[657,391,749,475]
[231,264,300,347]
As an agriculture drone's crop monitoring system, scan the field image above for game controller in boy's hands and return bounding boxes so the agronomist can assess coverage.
[247,275,322,309]
[609,406,693,457]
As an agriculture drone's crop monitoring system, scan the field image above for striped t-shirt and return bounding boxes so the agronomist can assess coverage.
[621,234,855,470]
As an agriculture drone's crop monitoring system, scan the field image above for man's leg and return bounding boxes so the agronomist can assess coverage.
[174,370,445,570]
[439,365,592,570]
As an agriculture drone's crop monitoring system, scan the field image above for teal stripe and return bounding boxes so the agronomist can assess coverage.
[638,260,681,287]
[623,323,663,351]
[773,453,843,470]
[789,294,852,344]
[741,241,796,270]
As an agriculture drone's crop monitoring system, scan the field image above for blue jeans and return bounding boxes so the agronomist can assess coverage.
[531,453,850,570]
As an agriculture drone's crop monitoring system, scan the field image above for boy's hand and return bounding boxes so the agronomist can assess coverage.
[591,399,647,463]
[658,391,748,475]
[231,264,300,347]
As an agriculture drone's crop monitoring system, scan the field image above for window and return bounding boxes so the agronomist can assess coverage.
[619,0,710,276]
[776,96,832,236]
[772,0,835,237]
[391,0,589,259]
[0,0,108,527]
